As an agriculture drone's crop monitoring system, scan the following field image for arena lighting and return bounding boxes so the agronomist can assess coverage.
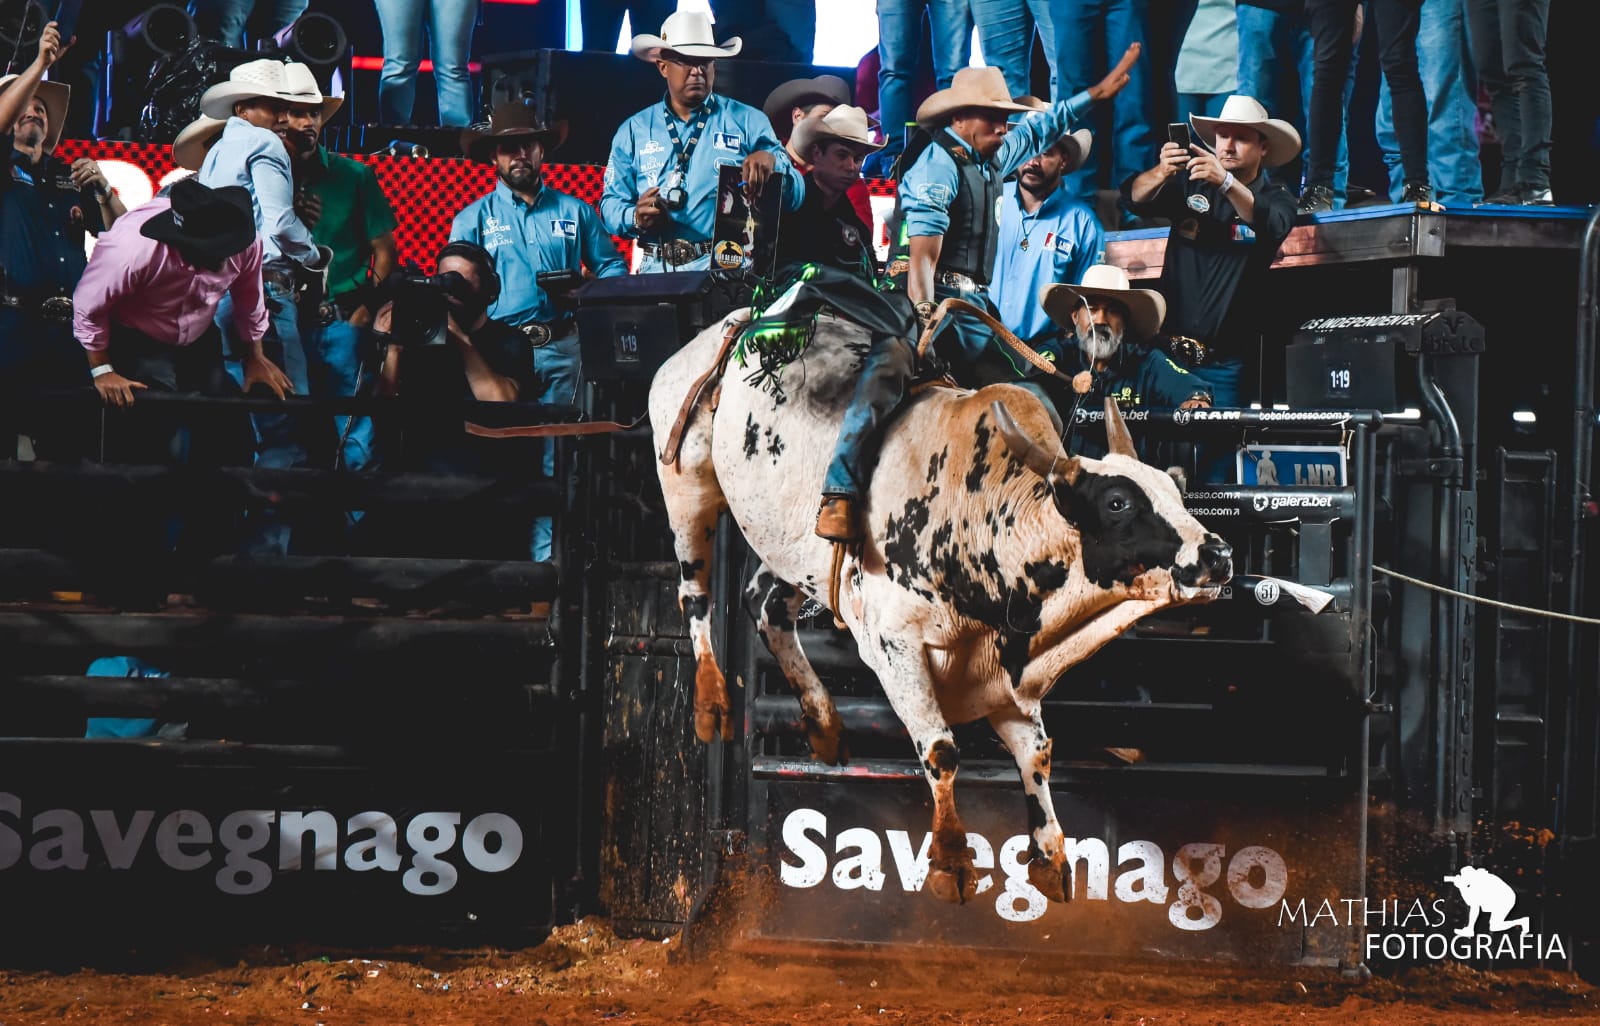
[102,3,198,139]
[119,3,198,57]
[269,13,347,70]
[1512,410,1537,424]
[0,0,43,59]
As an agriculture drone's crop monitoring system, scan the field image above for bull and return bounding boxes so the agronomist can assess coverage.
[648,310,1233,904]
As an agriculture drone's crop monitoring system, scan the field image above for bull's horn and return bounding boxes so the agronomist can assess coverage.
[991,400,1072,482]
[1104,397,1138,459]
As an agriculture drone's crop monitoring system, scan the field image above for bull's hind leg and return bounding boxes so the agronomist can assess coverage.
[746,566,847,765]
[659,444,732,743]
[990,705,1070,903]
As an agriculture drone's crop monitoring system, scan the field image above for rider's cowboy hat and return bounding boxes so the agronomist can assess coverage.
[1189,94,1301,168]
[763,74,851,136]
[459,100,568,163]
[199,58,344,120]
[790,105,883,157]
[1040,264,1168,343]
[631,11,742,62]
[171,114,227,171]
[1012,96,1093,173]
[0,75,69,154]
[915,67,1033,128]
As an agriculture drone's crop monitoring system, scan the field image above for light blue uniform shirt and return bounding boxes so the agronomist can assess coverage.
[601,93,804,272]
[451,180,626,326]
[992,180,1105,340]
[898,90,1093,239]
[197,116,319,271]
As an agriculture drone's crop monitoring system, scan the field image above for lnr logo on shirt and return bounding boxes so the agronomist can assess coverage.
[550,219,577,239]
[712,132,742,151]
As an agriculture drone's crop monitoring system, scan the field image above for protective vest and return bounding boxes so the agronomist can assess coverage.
[886,133,1000,286]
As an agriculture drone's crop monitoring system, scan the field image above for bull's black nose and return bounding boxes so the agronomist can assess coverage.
[1199,539,1233,575]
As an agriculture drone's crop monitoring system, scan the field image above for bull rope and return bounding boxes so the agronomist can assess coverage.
[1374,565,1600,626]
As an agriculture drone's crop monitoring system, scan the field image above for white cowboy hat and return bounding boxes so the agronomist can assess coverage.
[199,58,343,120]
[1011,96,1093,173]
[1040,264,1168,343]
[915,67,1033,128]
[0,75,69,154]
[630,11,741,62]
[171,114,227,171]
[1189,94,1301,168]
[790,105,883,157]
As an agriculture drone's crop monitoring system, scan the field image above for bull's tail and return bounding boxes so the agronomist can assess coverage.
[660,312,750,468]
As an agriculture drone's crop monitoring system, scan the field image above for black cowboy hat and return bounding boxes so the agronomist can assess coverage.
[762,74,852,138]
[140,177,257,267]
[459,100,569,164]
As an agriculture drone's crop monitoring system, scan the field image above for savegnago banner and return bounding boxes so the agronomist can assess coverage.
[0,793,524,896]
[1280,866,1568,963]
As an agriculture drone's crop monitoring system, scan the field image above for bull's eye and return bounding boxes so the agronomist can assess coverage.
[1107,494,1128,513]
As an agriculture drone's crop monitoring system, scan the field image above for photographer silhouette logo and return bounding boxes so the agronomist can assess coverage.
[1443,866,1530,938]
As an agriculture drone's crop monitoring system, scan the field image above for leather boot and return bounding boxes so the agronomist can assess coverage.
[815,495,861,542]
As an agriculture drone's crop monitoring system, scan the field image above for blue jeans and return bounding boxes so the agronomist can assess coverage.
[1467,0,1551,192]
[373,0,481,127]
[971,0,1057,100]
[1185,355,1241,484]
[305,314,376,474]
[188,0,307,46]
[530,333,582,563]
[219,278,311,555]
[1050,0,1154,204]
[877,0,975,166]
[823,333,918,498]
[1377,0,1483,204]
[1235,2,1356,203]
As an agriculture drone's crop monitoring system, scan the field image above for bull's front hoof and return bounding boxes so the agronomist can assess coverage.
[693,657,733,743]
[926,865,978,904]
[1028,856,1070,903]
[808,728,849,767]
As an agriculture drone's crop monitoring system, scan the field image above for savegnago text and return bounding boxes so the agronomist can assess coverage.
[0,794,523,896]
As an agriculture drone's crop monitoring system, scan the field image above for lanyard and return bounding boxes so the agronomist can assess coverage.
[661,98,712,172]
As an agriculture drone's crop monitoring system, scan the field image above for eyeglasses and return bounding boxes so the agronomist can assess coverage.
[662,54,714,70]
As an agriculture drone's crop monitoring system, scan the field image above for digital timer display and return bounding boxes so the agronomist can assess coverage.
[1327,361,1353,397]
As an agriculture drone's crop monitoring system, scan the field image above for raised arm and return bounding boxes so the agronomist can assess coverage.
[0,22,67,135]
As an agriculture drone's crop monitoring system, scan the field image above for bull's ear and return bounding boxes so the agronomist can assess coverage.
[1104,397,1137,459]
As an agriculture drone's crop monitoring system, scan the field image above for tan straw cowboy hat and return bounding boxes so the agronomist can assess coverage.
[915,67,1033,128]
[1012,95,1093,173]
[199,58,343,120]
[1189,94,1302,168]
[171,114,227,171]
[790,105,883,156]
[459,100,569,163]
[0,75,69,154]
[631,11,742,61]
[1040,264,1168,343]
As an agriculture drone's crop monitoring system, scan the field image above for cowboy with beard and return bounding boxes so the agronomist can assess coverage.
[1037,265,1211,460]
[451,99,626,562]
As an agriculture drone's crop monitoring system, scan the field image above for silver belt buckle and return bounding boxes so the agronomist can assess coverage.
[663,240,697,266]
[317,301,339,326]
[521,322,553,348]
[40,296,73,321]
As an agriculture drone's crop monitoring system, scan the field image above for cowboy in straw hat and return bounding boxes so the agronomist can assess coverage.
[815,50,1140,543]
[602,11,802,272]
[762,74,852,149]
[77,177,290,411]
[1036,265,1211,459]
[773,106,880,281]
[991,95,1098,343]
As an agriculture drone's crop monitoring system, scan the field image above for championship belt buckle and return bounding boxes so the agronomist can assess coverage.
[317,301,338,327]
[663,240,696,266]
[521,322,553,348]
[1171,336,1210,366]
[39,296,73,321]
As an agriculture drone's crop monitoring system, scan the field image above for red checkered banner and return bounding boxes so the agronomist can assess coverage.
[58,140,900,272]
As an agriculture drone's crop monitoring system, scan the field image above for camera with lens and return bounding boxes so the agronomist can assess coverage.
[382,269,478,347]
[660,168,688,211]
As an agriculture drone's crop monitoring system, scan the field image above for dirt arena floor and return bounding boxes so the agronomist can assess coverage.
[0,917,1593,1026]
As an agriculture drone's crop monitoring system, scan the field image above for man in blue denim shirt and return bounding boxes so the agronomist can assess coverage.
[196,59,332,555]
[602,11,804,273]
[455,101,627,561]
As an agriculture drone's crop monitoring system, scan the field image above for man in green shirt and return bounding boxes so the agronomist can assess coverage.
[285,94,398,474]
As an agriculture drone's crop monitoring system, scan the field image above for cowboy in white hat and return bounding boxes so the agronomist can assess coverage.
[815,49,1141,543]
[991,96,1099,344]
[601,11,804,273]
[1123,94,1298,411]
[196,58,335,555]
[0,20,126,460]
[772,106,881,281]
[1036,265,1211,459]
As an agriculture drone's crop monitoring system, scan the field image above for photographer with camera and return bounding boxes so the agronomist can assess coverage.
[601,11,804,273]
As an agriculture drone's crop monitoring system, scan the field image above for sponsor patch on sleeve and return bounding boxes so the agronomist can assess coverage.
[551,218,578,238]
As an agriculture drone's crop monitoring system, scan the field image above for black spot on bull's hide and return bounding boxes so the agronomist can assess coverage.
[680,559,705,581]
[761,578,797,633]
[925,739,960,780]
[765,427,786,461]
[1025,793,1048,832]
[1062,472,1185,589]
[682,594,710,621]
[1025,560,1069,593]
[926,446,949,484]
[743,413,760,460]
[966,414,992,493]
[883,494,935,596]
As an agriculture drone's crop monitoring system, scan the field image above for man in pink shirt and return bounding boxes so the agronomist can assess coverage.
[75,177,291,415]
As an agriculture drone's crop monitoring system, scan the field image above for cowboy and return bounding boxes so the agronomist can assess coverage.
[601,11,804,272]
[452,100,626,562]
[0,21,126,460]
[1036,265,1212,459]
[813,56,1136,542]
[991,101,1100,345]
[772,106,880,282]
[276,75,398,477]
[196,58,335,555]
[74,178,284,467]
[1122,94,1299,411]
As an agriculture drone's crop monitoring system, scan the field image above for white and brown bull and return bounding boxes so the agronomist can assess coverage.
[648,311,1233,904]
